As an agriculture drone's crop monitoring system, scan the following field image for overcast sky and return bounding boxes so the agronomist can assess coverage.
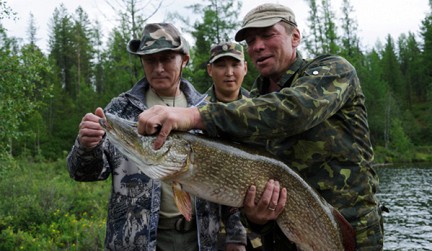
[2,0,430,53]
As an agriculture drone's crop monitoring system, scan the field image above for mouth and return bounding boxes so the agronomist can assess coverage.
[256,55,272,65]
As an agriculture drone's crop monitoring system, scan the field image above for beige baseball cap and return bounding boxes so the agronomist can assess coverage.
[235,3,297,42]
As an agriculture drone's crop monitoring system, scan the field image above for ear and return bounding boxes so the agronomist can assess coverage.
[292,28,301,47]
[182,54,190,68]
[243,61,248,75]
[207,64,213,77]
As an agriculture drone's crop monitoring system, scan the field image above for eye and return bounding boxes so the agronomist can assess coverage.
[245,37,255,46]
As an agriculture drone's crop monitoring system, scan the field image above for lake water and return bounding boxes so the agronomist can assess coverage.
[376,163,432,251]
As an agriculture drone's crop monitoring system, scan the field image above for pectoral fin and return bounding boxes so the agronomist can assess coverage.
[172,181,192,221]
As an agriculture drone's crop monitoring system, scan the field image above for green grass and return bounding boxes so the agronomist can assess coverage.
[0,158,110,250]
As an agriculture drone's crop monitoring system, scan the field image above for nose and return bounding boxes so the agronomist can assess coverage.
[154,60,164,72]
[225,66,234,76]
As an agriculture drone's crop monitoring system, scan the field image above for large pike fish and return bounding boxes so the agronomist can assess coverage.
[100,113,355,251]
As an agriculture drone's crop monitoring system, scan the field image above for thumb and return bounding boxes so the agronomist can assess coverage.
[94,107,105,119]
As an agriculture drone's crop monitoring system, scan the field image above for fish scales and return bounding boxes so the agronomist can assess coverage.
[100,113,353,251]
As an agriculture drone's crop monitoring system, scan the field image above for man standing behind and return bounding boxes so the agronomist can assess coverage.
[206,41,263,251]
[206,42,249,103]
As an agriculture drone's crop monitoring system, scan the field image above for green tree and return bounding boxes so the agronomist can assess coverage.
[381,35,404,104]
[48,4,76,97]
[304,0,339,56]
[0,27,53,158]
[339,0,362,61]
[398,32,422,107]
[361,49,389,146]
[419,11,432,102]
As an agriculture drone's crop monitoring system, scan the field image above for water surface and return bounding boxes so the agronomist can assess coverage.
[376,164,432,250]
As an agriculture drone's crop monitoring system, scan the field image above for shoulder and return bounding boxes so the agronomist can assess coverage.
[302,54,356,77]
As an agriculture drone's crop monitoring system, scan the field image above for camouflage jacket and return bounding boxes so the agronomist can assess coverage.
[205,85,250,103]
[67,78,246,251]
[199,54,381,236]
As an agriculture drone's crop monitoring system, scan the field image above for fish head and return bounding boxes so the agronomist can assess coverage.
[100,113,192,180]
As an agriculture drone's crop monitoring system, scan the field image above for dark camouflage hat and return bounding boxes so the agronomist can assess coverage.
[208,42,244,64]
[127,23,189,56]
[235,3,297,42]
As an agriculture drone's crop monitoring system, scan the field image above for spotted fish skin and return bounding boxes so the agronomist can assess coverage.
[100,113,355,251]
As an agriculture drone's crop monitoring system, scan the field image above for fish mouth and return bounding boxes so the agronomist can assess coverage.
[99,118,111,130]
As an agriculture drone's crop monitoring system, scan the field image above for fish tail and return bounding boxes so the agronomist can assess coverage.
[332,208,356,251]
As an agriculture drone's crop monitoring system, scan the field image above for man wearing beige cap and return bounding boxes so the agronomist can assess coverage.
[206,42,249,103]
[136,4,384,251]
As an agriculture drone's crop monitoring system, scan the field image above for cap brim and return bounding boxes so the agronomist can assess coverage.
[235,17,282,42]
[127,39,187,56]
[209,53,244,64]
[126,40,142,55]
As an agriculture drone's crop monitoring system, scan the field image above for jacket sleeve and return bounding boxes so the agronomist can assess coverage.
[66,96,127,182]
[222,205,248,246]
[66,137,112,181]
[199,55,359,142]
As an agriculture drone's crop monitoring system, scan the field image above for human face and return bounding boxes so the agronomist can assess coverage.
[141,51,189,96]
[244,22,300,81]
[207,57,248,102]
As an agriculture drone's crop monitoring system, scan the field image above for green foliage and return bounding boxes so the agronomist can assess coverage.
[1,0,432,163]
[0,28,54,159]
[172,0,243,92]
[388,118,414,162]
[0,159,109,250]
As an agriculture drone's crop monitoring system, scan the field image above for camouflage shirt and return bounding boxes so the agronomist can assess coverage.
[199,54,382,248]
[66,78,246,251]
[205,85,250,103]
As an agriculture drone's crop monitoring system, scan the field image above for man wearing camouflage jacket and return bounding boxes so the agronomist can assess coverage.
[136,4,384,251]
[66,23,247,251]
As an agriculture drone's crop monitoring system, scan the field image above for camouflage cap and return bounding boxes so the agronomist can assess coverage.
[127,23,189,56]
[208,42,244,64]
[235,3,297,42]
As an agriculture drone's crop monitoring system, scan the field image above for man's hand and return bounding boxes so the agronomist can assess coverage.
[137,105,203,149]
[243,179,287,225]
[78,107,106,149]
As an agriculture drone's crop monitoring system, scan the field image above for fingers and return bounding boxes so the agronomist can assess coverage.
[243,185,257,210]
[274,187,287,214]
[78,109,106,149]
[242,179,286,225]
[258,179,276,211]
[268,180,280,210]
[94,107,105,119]
[137,108,164,136]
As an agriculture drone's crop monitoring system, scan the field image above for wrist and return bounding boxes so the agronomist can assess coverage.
[191,107,205,130]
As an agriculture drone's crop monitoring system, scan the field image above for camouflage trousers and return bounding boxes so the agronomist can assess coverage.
[259,205,384,251]
[351,205,384,251]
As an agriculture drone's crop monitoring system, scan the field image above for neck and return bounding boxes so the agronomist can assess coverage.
[152,84,180,97]
[215,89,239,103]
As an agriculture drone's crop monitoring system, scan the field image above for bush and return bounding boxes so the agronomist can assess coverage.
[0,159,110,250]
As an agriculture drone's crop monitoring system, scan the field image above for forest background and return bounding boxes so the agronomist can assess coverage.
[1,0,432,249]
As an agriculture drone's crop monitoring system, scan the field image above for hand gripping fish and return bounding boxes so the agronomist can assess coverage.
[100,113,355,251]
